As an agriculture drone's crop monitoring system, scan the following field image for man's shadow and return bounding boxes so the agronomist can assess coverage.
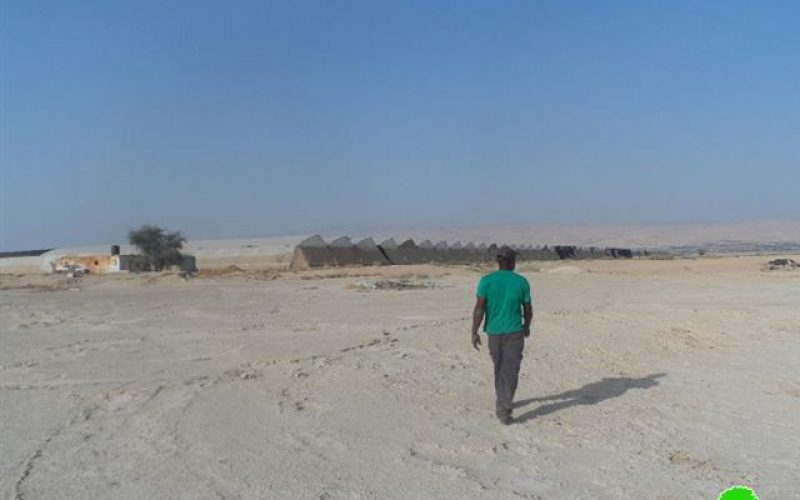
[513,373,666,424]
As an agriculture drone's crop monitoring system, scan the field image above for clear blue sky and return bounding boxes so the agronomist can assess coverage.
[2,0,798,250]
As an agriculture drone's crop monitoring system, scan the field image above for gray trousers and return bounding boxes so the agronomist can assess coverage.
[488,332,525,416]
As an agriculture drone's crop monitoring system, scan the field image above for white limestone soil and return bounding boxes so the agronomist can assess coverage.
[2,256,799,499]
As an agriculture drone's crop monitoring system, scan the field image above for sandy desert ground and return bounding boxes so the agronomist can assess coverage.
[2,256,799,499]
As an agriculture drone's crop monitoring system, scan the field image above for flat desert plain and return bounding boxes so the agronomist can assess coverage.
[2,256,799,499]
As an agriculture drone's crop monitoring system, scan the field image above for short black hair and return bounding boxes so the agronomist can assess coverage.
[496,246,517,261]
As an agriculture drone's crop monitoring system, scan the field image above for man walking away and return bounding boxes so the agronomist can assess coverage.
[471,247,533,424]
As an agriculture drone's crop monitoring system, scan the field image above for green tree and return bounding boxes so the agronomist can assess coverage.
[128,225,186,271]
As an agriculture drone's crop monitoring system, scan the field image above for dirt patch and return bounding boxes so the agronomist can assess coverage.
[545,265,587,275]
[0,274,77,292]
[351,278,438,291]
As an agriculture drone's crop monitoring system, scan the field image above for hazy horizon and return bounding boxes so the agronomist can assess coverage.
[5,218,800,253]
[3,1,799,250]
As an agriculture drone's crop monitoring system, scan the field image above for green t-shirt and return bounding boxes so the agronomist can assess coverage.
[476,270,532,335]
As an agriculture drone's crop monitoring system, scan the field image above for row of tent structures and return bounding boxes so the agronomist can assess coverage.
[290,235,643,270]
